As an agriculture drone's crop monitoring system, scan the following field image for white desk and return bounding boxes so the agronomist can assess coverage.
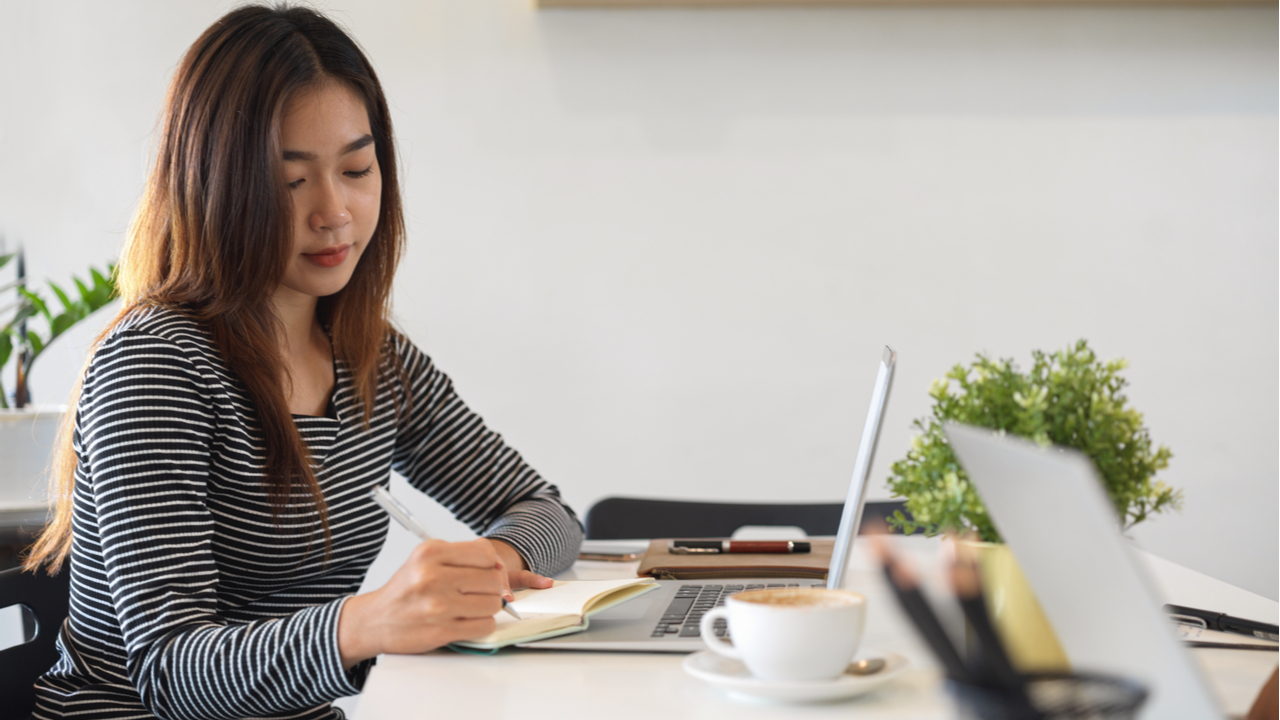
[354,537,1278,720]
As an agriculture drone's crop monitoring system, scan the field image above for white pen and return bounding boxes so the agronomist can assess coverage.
[370,486,522,620]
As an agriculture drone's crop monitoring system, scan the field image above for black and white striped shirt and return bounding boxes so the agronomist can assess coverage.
[33,307,583,720]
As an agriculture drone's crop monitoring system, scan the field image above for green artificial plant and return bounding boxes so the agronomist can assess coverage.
[0,252,116,408]
[886,340,1181,542]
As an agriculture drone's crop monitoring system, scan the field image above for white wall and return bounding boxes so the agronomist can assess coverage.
[2,1,1275,601]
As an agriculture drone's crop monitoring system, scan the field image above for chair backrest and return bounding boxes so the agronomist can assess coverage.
[0,565,70,720]
[583,496,916,540]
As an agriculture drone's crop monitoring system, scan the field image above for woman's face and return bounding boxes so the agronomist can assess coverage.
[276,81,382,303]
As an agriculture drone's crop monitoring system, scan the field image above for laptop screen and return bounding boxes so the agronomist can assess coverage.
[827,345,896,590]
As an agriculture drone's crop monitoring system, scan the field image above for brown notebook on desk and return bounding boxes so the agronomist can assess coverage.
[635,538,835,580]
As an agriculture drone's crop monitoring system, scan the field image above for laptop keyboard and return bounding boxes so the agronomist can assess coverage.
[651,583,816,639]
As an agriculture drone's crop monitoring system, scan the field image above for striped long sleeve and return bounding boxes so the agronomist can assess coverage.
[390,334,583,577]
[33,309,582,719]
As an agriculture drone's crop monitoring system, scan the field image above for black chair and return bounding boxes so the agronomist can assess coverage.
[583,496,917,540]
[0,565,70,720]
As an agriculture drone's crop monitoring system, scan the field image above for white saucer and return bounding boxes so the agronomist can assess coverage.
[682,649,908,703]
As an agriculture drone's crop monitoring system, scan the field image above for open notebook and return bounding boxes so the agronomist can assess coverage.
[452,578,659,651]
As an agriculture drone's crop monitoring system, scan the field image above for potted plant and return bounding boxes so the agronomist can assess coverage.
[886,340,1181,670]
[0,250,116,527]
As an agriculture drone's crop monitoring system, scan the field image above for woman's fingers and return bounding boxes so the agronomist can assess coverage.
[481,538,548,600]
[453,567,508,600]
[409,548,509,599]
[427,586,504,621]
[490,547,515,602]
[403,539,506,598]
[415,537,499,569]
[337,538,515,665]
[508,569,554,591]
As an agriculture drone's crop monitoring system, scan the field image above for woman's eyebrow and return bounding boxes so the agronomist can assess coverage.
[282,134,375,162]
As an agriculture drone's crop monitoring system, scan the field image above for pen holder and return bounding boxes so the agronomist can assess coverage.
[949,672,1148,720]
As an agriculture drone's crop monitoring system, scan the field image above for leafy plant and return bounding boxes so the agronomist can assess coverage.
[886,340,1181,542]
[0,253,116,409]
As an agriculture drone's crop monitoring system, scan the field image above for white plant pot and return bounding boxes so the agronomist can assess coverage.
[0,406,64,514]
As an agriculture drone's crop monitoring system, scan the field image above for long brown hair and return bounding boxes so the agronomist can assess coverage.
[25,4,405,573]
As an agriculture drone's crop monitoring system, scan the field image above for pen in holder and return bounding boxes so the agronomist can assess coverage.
[869,535,1149,720]
[949,672,1148,720]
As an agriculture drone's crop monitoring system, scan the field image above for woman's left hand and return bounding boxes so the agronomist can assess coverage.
[486,538,554,602]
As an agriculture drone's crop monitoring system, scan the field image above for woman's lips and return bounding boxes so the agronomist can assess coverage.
[303,245,350,268]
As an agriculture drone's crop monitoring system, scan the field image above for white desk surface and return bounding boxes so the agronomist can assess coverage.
[354,536,1278,720]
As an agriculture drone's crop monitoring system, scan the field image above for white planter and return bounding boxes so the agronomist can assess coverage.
[0,406,65,514]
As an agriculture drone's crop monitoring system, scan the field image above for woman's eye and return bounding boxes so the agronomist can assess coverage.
[288,178,305,190]
[345,165,374,179]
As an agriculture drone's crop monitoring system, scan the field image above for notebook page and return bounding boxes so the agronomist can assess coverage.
[510,578,653,617]
[491,610,562,630]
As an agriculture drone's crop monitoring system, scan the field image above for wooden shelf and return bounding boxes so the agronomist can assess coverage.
[539,0,1272,7]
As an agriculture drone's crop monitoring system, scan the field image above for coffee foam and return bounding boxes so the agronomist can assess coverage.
[734,588,860,609]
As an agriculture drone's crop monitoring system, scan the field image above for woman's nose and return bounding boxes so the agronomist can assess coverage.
[309,179,350,232]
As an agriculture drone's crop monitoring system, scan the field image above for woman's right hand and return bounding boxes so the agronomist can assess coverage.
[336,538,506,668]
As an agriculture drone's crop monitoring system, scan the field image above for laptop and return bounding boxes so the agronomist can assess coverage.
[523,345,896,652]
[943,423,1223,719]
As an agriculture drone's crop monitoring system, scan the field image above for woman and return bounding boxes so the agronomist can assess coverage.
[22,5,583,719]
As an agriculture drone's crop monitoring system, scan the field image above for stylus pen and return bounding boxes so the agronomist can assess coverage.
[870,538,970,684]
[950,550,1034,712]
[370,486,522,620]
[667,540,811,554]
[1164,604,1279,643]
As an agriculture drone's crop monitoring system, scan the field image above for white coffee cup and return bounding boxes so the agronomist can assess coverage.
[699,587,866,682]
